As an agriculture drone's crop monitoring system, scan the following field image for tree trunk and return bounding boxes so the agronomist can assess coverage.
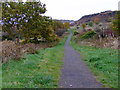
[17,34,20,45]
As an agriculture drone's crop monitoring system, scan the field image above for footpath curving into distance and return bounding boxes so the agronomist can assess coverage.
[58,29,103,88]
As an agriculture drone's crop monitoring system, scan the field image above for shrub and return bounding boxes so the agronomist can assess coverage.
[111,13,120,36]
[2,41,40,63]
[94,18,99,25]
[80,31,96,39]
[89,56,101,62]
[2,35,13,41]
[74,31,79,36]
[82,23,86,31]
[87,29,92,31]
[76,26,79,29]
[95,29,115,38]
[22,43,39,54]
[88,21,93,27]
[106,18,112,22]
[54,28,67,36]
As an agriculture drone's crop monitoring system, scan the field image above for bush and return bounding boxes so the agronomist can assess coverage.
[80,31,96,39]
[106,18,112,22]
[22,43,39,55]
[74,31,79,36]
[94,18,99,25]
[54,28,67,36]
[111,13,120,36]
[2,35,13,41]
[82,23,86,31]
[87,29,92,31]
[88,21,93,27]
[2,41,40,63]
[95,29,115,38]
[89,56,101,62]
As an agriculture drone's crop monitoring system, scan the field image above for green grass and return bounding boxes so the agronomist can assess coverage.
[2,35,69,88]
[70,29,118,88]
[0,64,2,89]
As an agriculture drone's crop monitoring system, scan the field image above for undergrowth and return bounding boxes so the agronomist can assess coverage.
[2,34,69,88]
[0,64,2,89]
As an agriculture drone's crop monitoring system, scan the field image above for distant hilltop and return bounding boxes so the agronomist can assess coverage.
[71,10,118,26]
[53,19,75,24]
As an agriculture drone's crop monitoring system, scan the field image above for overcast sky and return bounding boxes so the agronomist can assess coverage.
[26,0,120,20]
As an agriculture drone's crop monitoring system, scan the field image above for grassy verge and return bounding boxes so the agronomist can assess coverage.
[2,35,69,88]
[70,29,118,88]
[0,64,2,89]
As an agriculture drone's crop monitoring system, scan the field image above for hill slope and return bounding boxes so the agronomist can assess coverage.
[71,10,118,26]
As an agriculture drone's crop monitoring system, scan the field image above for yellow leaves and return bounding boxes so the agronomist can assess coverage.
[49,33,53,37]
[11,9,16,13]
[56,37,61,42]
[19,29,22,32]
[38,35,42,38]
[51,29,54,33]
[48,37,53,40]
[82,23,86,29]
[94,18,99,24]
[54,35,57,37]
[64,22,70,29]
[2,8,5,12]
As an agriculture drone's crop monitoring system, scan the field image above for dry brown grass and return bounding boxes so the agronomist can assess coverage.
[0,40,51,63]
[75,36,118,49]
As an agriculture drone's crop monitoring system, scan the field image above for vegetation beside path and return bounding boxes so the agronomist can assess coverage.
[2,34,69,88]
[0,65,2,89]
[70,29,118,88]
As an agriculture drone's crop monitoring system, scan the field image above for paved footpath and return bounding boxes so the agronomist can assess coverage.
[58,30,103,88]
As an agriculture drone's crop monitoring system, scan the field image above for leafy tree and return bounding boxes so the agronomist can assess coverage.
[52,20,69,36]
[94,18,99,25]
[64,22,70,29]
[2,1,59,44]
[82,23,86,31]
[111,12,120,36]
[88,21,93,27]
[52,20,64,30]
[2,2,25,44]
[20,2,47,43]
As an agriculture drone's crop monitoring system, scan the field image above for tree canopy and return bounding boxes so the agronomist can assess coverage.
[111,11,120,36]
[2,1,61,44]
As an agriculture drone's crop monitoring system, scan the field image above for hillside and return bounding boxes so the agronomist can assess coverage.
[71,10,118,26]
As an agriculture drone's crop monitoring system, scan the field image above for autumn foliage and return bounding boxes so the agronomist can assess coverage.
[2,2,69,44]
[94,18,99,24]
[111,12,120,36]
[82,23,86,31]
[1,1,70,63]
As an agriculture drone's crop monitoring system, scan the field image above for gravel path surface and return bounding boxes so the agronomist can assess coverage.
[58,30,103,88]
